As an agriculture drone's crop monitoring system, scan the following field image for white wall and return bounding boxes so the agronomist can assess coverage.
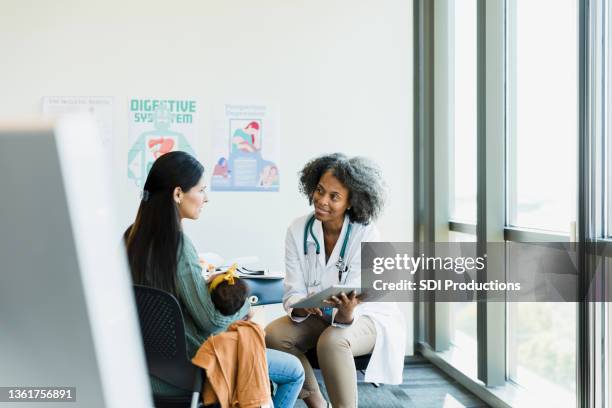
[0,0,413,352]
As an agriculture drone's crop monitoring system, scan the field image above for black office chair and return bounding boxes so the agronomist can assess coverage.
[133,285,209,408]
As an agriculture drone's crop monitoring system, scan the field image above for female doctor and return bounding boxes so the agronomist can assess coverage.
[266,153,405,408]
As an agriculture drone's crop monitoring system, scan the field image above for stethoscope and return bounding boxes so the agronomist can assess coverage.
[303,213,352,288]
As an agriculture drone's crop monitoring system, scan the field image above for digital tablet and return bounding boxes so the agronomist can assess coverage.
[290,286,366,309]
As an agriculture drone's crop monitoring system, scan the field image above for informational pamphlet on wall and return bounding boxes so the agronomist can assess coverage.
[211,104,280,192]
[42,96,113,161]
[127,97,199,187]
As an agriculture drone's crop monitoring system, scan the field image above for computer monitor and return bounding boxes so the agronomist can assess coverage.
[0,117,151,407]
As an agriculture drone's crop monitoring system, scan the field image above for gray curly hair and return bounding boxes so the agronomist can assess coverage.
[298,153,386,224]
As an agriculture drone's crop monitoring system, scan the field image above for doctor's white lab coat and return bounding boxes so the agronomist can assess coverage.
[282,213,406,385]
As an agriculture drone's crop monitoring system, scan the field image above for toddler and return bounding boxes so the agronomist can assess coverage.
[208,264,250,317]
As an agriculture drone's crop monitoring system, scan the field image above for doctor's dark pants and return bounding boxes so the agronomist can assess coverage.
[265,315,376,408]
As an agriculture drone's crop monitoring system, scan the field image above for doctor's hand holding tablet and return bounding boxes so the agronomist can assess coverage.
[265,153,406,408]
[291,286,364,323]
[320,289,361,324]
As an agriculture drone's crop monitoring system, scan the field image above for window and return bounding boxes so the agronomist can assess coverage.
[507,0,578,233]
[449,232,477,347]
[448,0,478,360]
[608,299,612,408]
[607,0,612,240]
[605,1,612,402]
[450,0,477,224]
[414,0,596,404]
[505,0,578,400]
[508,303,576,394]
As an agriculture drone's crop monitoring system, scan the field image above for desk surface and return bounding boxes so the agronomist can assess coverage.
[202,270,285,280]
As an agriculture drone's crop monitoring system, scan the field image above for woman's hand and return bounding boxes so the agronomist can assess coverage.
[323,291,362,324]
[292,307,323,318]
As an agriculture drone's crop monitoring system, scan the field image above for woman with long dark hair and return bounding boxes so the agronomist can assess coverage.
[125,151,304,407]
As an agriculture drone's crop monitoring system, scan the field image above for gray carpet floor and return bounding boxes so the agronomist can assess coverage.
[294,355,489,408]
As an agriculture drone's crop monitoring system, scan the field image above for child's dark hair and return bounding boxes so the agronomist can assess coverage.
[210,279,249,316]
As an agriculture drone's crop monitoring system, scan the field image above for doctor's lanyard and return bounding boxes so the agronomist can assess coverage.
[303,214,353,288]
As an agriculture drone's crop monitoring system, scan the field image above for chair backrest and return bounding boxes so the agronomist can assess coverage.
[133,285,200,391]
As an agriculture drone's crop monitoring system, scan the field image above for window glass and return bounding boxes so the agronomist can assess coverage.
[450,0,477,223]
[449,232,477,351]
[507,0,577,233]
[508,302,576,397]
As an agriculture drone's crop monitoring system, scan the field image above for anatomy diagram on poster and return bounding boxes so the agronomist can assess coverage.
[127,98,198,187]
[211,104,280,192]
